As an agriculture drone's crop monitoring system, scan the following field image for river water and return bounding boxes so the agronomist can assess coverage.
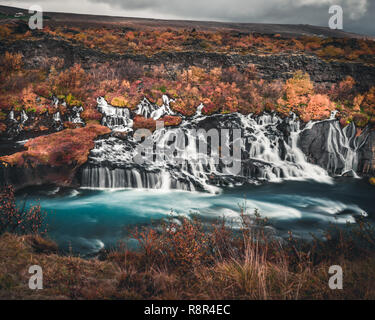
[17,178,373,256]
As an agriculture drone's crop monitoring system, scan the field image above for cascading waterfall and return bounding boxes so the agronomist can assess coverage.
[319,120,368,177]
[81,166,193,191]
[135,97,157,118]
[238,113,332,183]
[134,95,175,120]
[53,111,63,131]
[8,110,15,121]
[70,106,84,124]
[20,110,28,124]
[150,95,175,120]
[97,97,133,131]
[83,108,335,193]
[52,96,59,107]
[80,96,369,193]
[53,112,61,122]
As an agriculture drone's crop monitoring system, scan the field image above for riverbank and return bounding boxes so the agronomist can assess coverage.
[1,212,375,300]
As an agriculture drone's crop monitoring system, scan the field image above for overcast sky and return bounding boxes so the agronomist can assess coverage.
[2,0,374,36]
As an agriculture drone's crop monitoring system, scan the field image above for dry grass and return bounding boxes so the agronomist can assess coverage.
[1,213,375,300]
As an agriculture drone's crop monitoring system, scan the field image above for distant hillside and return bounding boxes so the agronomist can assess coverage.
[0,4,371,39]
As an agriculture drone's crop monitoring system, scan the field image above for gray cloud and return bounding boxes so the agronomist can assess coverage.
[89,0,368,21]
[3,0,375,35]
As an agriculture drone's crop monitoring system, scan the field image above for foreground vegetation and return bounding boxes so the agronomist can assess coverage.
[1,186,375,300]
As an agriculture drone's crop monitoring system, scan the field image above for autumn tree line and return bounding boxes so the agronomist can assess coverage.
[1,21,375,134]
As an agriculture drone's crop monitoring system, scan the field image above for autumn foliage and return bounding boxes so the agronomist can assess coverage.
[0,185,46,235]
[28,24,375,65]
[0,123,110,167]
[1,22,375,138]
[277,71,335,121]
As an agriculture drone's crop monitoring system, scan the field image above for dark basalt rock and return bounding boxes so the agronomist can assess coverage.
[358,130,375,176]
[298,121,334,170]
[299,120,375,176]
[1,35,375,91]
[0,164,80,191]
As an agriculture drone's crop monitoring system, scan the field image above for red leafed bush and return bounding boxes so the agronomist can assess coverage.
[353,113,369,128]
[362,87,375,116]
[301,94,335,122]
[202,102,220,115]
[81,107,102,122]
[0,123,111,167]
[133,116,156,131]
[160,217,210,269]
[0,52,23,74]
[0,185,47,235]
[160,115,182,127]
[132,216,211,271]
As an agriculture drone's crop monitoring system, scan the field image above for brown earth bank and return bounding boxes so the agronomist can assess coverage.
[0,123,110,190]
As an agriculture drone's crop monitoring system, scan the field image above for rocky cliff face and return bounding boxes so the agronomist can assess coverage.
[2,36,375,91]
[0,164,80,191]
[0,122,111,190]
[358,130,375,176]
[299,120,374,176]
[1,91,375,192]
[1,110,374,191]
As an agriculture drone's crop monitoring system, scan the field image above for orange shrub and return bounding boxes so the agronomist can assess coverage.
[277,71,313,113]
[133,116,156,131]
[0,123,110,167]
[111,96,128,107]
[0,52,23,74]
[161,115,182,127]
[81,107,102,122]
[362,87,375,116]
[301,94,335,122]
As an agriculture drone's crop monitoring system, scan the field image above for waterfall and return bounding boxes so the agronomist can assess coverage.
[97,97,133,132]
[134,95,175,120]
[135,98,156,118]
[150,95,175,120]
[238,113,332,183]
[83,108,338,193]
[53,112,61,122]
[81,165,194,191]
[322,121,368,177]
[20,110,28,124]
[196,104,204,117]
[53,111,63,131]
[82,97,370,193]
[8,110,15,121]
[70,106,84,124]
[52,96,59,107]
